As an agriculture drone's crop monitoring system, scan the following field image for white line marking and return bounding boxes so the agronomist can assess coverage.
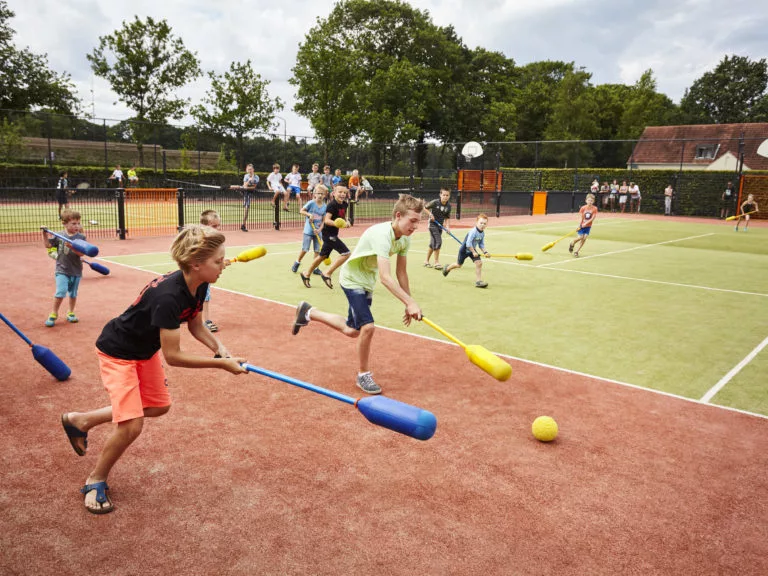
[103,258,768,421]
[488,218,646,237]
[700,336,768,403]
[537,232,715,267]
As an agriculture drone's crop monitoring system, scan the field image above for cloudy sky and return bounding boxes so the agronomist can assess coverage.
[8,0,768,137]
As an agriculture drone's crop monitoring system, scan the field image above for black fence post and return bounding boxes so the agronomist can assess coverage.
[162,151,167,178]
[409,145,415,191]
[116,188,127,240]
[349,200,355,226]
[273,201,280,230]
[495,191,501,218]
[176,188,185,231]
[456,186,462,220]
[103,119,108,172]
[197,128,202,177]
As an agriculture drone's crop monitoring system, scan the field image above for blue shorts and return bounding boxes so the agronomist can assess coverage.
[457,245,481,266]
[204,285,211,302]
[288,185,301,197]
[577,226,592,236]
[302,233,320,252]
[243,193,252,208]
[55,273,81,298]
[342,287,374,330]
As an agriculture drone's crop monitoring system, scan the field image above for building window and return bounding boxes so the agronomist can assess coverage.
[695,145,716,159]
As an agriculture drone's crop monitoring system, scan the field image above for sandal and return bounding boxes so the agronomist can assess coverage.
[423,262,433,268]
[320,273,333,289]
[204,319,219,332]
[434,264,443,270]
[300,273,311,288]
[81,481,114,515]
[61,413,87,456]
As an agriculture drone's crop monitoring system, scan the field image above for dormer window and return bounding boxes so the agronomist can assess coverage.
[695,144,716,159]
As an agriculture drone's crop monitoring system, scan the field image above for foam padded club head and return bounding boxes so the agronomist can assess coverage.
[235,246,267,262]
[355,396,437,440]
[465,345,512,381]
[516,253,534,260]
[32,344,71,381]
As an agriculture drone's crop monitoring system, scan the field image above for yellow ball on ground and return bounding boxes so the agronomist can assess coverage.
[532,416,558,442]
[334,217,346,228]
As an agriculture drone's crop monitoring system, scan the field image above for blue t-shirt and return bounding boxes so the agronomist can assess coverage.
[302,200,327,235]
[243,173,259,189]
[463,227,486,252]
[331,175,342,187]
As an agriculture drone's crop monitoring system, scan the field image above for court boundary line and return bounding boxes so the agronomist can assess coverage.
[700,336,768,403]
[537,232,715,267]
[102,258,768,422]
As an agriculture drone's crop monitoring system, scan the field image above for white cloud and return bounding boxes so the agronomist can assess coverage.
[8,0,768,137]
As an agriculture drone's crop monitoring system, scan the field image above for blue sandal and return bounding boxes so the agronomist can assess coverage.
[61,413,87,456]
[80,481,113,514]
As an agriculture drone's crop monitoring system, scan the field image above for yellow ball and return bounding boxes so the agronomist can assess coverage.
[531,416,558,442]
[334,217,346,229]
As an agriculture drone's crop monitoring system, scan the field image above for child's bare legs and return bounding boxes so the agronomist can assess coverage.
[572,236,587,255]
[307,308,360,337]
[242,204,250,227]
[356,324,374,372]
[305,252,349,278]
[283,189,291,209]
[68,296,77,316]
[433,248,441,267]
[636,200,641,214]
[474,260,483,282]
[51,296,64,317]
[425,247,434,265]
[202,300,211,322]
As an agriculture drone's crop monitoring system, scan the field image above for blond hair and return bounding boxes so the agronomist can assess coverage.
[392,194,425,218]
[60,209,81,223]
[314,184,328,198]
[586,193,596,202]
[199,209,220,226]
[170,224,226,273]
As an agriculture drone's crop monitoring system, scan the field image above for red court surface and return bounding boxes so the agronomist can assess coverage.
[1,217,767,576]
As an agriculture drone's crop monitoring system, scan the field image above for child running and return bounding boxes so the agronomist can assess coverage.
[200,209,223,331]
[442,213,490,288]
[42,209,86,326]
[300,186,351,289]
[423,187,452,269]
[292,194,425,395]
[292,185,328,276]
[59,224,246,514]
[734,193,759,232]
[569,193,598,256]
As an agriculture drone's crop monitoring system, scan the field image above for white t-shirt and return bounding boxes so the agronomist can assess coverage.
[630,185,641,197]
[111,169,123,180]
[267,172,284,191]
[285,172,302,187]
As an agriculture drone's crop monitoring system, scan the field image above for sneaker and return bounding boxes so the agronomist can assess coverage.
[47,247,58,260]
[356,372,382,395]
[475,281,488,288]
[45,313,57,327]
[734,227,739,232]
[205,319,219,333]
[292,301,312,335]
[568,242,574,253]
[240,225,248,232]
[300,273,311,288]
[320,273,333,289]
[312,268,322,276]
[66,312,78,323]
[423,262,432,268]
[442,267,450,277]
[291,261,300,273]
[574,252,580,258]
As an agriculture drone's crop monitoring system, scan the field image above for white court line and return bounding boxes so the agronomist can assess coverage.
[537,232,715,267]
[488,218,646,237]
[102,258,768,421]
[700,336,768,403]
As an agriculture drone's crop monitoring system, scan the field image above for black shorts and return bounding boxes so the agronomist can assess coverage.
[320,234,350,258]
[457,245,481,265]
[429,225,442,250]
[56,190,68,206]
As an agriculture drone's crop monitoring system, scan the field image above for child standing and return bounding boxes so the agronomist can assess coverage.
[56,171,70,219]
[284,164,303,211]
[59,224,246,514]
[43,209,85,326]
[267,163,286,210]
[292,186,327,275]
[300,186,351,288]
[735,194,759,232]
[664,184,674,216]
[424,187,452,269]
[239,163,259,232]
[292,194,425,395]
[442,213,490,288]
[200,209,223,331]
[569,193,598,256]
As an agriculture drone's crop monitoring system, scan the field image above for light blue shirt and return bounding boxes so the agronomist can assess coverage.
[302,200,327,235]
[463,227,486,252]
[243,173,259,188]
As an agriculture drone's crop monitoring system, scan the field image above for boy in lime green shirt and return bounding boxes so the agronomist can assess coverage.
[292,194,425,394]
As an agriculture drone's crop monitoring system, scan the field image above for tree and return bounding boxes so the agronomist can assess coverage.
[0,1,80,113]
[680,55,768,124]
[618,70,678,138]
[87,16,201,164]
[191,60,283,170]
[513,61,574,143]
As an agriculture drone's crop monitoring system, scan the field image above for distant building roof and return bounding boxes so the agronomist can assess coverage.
[630,123,768,170]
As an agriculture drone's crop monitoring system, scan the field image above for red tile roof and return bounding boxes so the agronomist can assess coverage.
[630,123,768,170]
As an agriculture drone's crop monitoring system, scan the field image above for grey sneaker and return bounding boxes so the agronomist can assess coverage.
[291,261,300,273]
[356,372,382,395]
[442,266,450,277]
[475,280,488,288]
[292,301,312,335]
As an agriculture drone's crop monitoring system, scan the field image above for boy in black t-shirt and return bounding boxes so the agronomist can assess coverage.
[423,188,452,270]
[60,225,246,514]
[300,186,352,289]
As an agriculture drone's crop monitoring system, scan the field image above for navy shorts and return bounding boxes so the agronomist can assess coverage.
[429,225,442,250]
[243,193,252,208]
[319,234,349,258]
[577,226,591,236]
[342,287,374,330]
[457,245,481,265]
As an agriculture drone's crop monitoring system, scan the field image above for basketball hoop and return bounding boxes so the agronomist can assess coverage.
[461,141,483,162]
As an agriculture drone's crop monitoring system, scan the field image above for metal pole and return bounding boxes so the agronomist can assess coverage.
[46,113,53,177]
[103,119,108,172]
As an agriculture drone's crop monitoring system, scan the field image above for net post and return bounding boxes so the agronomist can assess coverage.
[176,188,185,232]
[116,188,127,240]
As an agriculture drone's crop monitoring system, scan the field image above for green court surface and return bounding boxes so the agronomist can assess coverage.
[103,217,768,416]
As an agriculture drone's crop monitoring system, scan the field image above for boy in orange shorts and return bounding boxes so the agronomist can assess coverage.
[60,224,246,514]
